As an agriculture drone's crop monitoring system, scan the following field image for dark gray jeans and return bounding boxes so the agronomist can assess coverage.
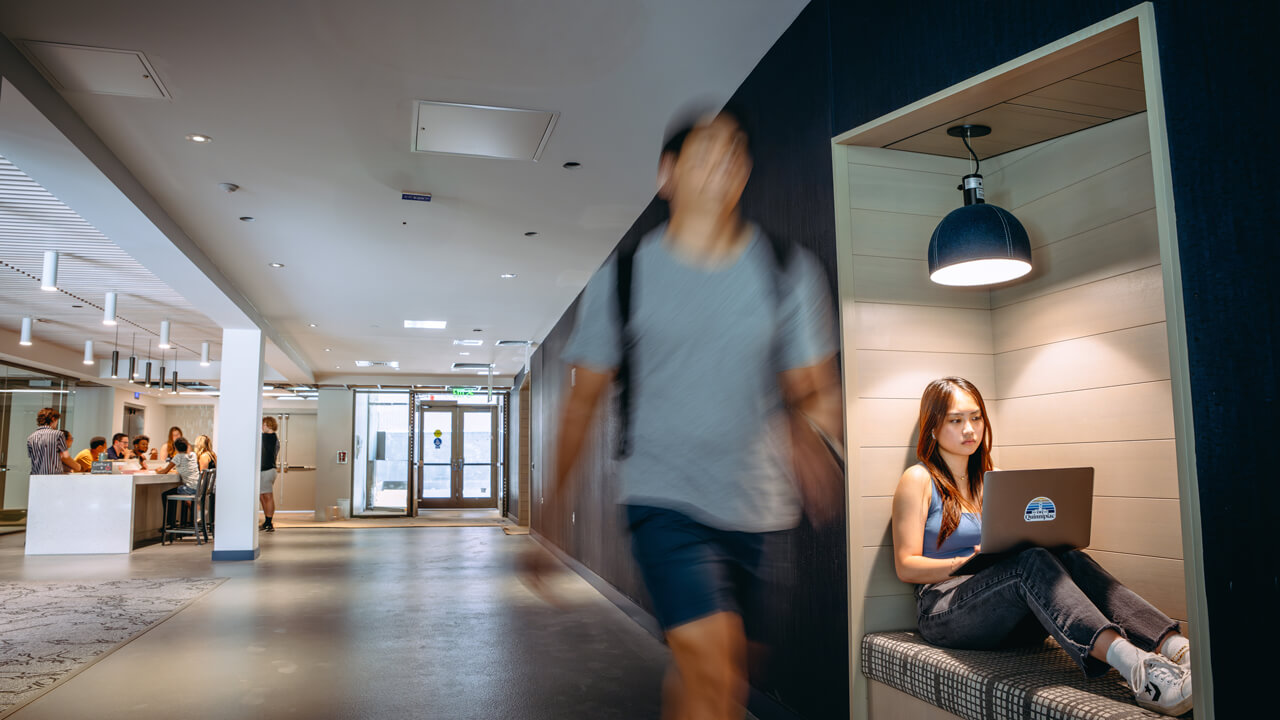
[916,548,1180,677]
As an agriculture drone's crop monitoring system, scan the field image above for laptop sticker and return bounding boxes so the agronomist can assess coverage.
[1024,496,1057,522]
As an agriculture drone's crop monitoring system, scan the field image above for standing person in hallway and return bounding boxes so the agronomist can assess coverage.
[26,408,79,475]
[260,417,280,532]
[527,105,842,720]
[74,436,107,471]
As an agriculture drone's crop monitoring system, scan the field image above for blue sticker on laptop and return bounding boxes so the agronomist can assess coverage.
[1024,496,1056,522]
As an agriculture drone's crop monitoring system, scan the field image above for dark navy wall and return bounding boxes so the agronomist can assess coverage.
[828,1,1279,715]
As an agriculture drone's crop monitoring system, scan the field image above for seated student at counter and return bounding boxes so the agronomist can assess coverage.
[132,435,154,469]
[26,408,79,475]
[74,436,107,471]
[105,433,131,460]
[892,377,1192,716]
[162,426,184,462]
[159,437,199,529]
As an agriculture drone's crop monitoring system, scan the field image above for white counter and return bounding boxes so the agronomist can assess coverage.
[26,473,180,555]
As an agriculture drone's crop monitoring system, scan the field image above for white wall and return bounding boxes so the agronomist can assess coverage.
[316,389,353,520]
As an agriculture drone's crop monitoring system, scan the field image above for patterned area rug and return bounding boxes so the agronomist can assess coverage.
[0,577,225,718]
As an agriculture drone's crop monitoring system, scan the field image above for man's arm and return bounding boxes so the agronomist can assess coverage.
[779,354,843,444]
[59,450,80,472]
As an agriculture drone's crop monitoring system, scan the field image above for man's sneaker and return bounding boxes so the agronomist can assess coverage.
[265,523,275,533]
[1130,651,1192,716]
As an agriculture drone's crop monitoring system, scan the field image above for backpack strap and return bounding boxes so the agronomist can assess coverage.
[614,234,640,459]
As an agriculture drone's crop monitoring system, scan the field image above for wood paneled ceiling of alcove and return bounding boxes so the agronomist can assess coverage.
[885,53,1146,159]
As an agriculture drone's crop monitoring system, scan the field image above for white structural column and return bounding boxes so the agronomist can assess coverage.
[213,328,265,560]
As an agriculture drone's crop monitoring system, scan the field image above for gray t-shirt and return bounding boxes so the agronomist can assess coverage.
[563,223,836,532]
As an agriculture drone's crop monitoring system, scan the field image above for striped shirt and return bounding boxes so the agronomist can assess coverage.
[171,452,200,489]
[27,427,68,475]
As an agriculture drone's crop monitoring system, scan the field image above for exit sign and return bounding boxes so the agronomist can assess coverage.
[451,387,475,396]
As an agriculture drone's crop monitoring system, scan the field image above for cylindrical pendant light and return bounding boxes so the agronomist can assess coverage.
[19,317,33,346]
[128,355,137,379]
[200,341,211,366]
[111,350,120,378]
[158,320,171,349]
[170,369,179,394]
[41,251,59,291]
[158,358,167,388]
[83,340,94,365]
[144,360,152,387]
[103,291,118,325]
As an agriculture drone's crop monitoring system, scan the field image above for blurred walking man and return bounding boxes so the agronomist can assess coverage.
[538,105,843,720]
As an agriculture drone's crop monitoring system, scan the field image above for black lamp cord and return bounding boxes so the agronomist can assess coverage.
[962,132,981,175]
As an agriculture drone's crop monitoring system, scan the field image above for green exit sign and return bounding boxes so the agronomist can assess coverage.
[450,387,476,396]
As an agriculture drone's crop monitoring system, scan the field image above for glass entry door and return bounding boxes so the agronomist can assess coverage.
[416,404,497,509]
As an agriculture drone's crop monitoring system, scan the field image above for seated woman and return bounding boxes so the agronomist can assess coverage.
[891,377,1192,716]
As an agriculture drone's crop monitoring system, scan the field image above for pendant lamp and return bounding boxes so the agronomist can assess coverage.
[41,251,59,291]
[927,125,1032,286]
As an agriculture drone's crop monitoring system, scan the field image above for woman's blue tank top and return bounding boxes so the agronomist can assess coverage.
[921,473,982,560]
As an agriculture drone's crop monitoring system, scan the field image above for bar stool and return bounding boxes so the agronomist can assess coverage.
[162,470,210,545]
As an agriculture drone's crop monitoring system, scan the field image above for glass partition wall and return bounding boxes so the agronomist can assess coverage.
[352,388,506,516]
[0,360,76,509]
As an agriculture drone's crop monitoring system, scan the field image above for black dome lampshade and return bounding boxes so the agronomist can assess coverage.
[927,125,1032,287]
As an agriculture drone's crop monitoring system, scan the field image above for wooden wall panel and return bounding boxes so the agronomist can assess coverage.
[852,303,992,354]
[1089,549,1187,621]
[860,447,921,497]
[863,594,919,633]
[992,265,1165,353]
[848,208,941,260]
[990,209,1160,309]
[996,440,1179,499]
[848,164,961,216]
[986,112,1150,210]
[858,350,996,400]
[994,322,1171,399]
[862,496,894,547]
[1012,155,1155,251]
[853,255,991,308]
[994,381,1175,446]
[1091,497,1183,559]
[855,398,923,448]
[863,545,915,597]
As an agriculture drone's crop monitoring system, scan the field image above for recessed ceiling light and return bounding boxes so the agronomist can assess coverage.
[185,133,212,144]
[269,262,284,268]
[453,339,483,346]
[239,216,255,222]
[563,161,581,169]
[324,348,331,352]
[403,320,447,329]
[335,365,341,369]
[523,231,538,237]
[309,323,317,328]
[459,352,471,356]
[500,273,517,279]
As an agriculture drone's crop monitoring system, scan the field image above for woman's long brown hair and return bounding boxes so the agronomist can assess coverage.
[916,377,993,549]
[165,426,184,457]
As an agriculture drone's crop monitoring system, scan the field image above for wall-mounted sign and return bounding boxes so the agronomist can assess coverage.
[134,392,140,399]
[336,450,348,464]
[401,191,432,202]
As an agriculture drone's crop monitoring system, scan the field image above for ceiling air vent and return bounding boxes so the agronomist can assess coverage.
[355,360,400,369]
[452,362,495,371]
[413,100,557,161]
[495,340,535,347]
[21,41,169,98]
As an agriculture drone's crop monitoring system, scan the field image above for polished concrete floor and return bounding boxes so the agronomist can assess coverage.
[0,526,669,719]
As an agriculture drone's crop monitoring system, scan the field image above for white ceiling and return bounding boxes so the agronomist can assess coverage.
[0,0,807,381]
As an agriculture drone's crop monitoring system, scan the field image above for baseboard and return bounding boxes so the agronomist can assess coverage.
[210,547,260,561]
[529,530,803,720]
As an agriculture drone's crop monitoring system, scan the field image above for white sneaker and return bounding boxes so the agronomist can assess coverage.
[1130,651,1193,716]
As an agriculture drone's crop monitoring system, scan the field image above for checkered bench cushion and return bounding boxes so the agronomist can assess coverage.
[862,632,1193,720]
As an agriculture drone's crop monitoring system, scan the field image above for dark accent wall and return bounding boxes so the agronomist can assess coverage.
[533,0,1278,717]
[828,1,1278,716]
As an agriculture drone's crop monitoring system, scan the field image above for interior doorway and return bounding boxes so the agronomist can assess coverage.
[414,401,498,510]
[122,404,144,439]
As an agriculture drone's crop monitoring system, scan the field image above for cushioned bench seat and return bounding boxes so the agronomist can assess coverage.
[862,631,1192,720]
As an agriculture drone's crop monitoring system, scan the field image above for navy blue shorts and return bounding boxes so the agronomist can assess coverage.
[626,504,768,634]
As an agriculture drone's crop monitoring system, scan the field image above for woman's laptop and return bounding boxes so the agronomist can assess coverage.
[950,467,1094,575]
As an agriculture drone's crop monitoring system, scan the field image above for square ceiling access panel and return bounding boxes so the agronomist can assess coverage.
[21,41,169,99]
[413,101,557,161]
